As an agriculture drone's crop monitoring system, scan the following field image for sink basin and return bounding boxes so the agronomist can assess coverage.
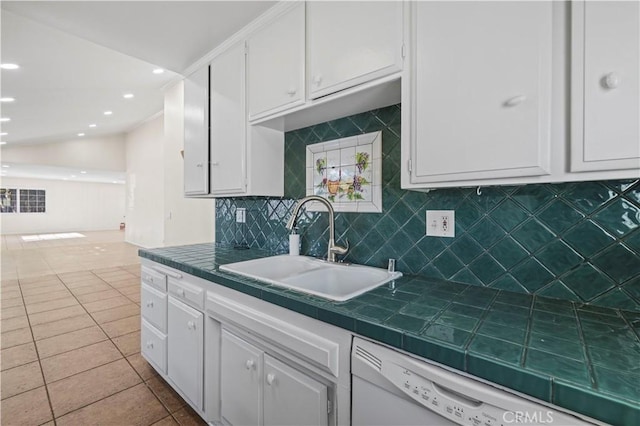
[219,255,402,301]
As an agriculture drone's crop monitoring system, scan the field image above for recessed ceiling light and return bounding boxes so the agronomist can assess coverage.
[112,181,118,184]
[0,142,6,145]
[2,165,10,168]
[153,68,165,74]
[0,64,19,70]
[0,97,15,103]
[89,124,97,128]
[63,178,68,181]
[104,111,113,116]
[77,133,85,137]
[0,132,7,136]
[123,93,134,99]
[71,175,77,178]
[0,117,11,122]
[80,171,87,174]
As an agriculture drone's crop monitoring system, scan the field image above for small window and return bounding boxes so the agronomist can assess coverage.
[1,188,46,213]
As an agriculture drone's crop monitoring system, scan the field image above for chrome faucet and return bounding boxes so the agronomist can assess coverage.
[286,195,348,263]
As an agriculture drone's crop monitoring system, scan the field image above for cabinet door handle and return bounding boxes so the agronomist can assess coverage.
[503,95,527,107]
[146,341,154,349]
[146,301,154,308]
[245,359,255,370]
[602,72,620,90]
[266,373,276,386]
[286,87,297,96]
[196,163,203,168]
[211,161,220,166]
[187,320,196,330]
[178,288,186,297]
[313,75,322,86]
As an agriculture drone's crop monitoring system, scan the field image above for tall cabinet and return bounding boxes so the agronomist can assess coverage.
[183,66,209,195]
[406,1,553,186]
[571,0,640,172]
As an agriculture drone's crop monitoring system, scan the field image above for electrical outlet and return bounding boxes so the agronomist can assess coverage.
[426,210,455,238]
[235,208,246,224]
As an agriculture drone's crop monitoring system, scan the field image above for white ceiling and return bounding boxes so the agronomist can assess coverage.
[0,1,276,147]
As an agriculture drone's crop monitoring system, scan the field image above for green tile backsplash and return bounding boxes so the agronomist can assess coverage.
[216,104,640,312]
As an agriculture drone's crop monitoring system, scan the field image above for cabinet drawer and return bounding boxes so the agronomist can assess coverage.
[141,284,167,333]
[168,278,204,310]
[142,319,167,374]
[141,266,167,292]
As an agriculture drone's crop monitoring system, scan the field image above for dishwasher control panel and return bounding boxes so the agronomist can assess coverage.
[384,361,511,426]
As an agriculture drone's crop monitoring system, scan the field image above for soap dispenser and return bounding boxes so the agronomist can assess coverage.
[289,229,300,256]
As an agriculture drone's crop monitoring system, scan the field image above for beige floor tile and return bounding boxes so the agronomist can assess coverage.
[1,305,27,320]
[1,327,33,349]
[25,297,79,315]
[63,278,108,289]
[0,386,53,426]
[127,353,159,381]
[172,405,207,426]
[152,415,179,426]
[1,361,45,400]
[109,277,141,288]
[0,314,29,332]
[69,282,113,295]
[91,267,123,274]
[23,289,73,305]
[1,278,20,288]
[1,288,22,299]
[20,283,69,297]
[146,376,186,414]
[56,383,168,426]
[36,325,108,359]
[118,284,141,295]
[19,275,60,285]
[1,296,24,309]
[101,315,141,338]
[76,288,122,303]
[90,303,140,324]
[41,340,122,383]
[112,330,141,356]
[83,295,133,313]
[127,292,142,304]
[1,342,38,371]
[58,271,96,282]
[47,359,141,417]
[32,313,96,341]
[28,304,87,325]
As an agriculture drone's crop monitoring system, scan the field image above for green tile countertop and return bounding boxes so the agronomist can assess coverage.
[140,244,640,426]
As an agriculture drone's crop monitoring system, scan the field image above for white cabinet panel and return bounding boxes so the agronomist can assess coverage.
[221,329,262,426]
[307,1,403,99]
[210,42,246,194]
[141,284,167,333]
[263,354,328,426]
[168,297,204,410]
[248,3,305,119]
[184,66,210,195]
[571,1,640,171]
[410,1,552,184]
[141,319,167,374]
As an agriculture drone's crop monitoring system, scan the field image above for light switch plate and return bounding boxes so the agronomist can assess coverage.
[235,208,246,224]
[426,210,455,238]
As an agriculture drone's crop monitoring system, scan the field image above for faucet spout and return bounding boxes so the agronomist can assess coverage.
[286,195,348,262]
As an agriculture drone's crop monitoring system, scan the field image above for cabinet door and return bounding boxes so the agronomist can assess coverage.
[571,1,640,172]
[248,2,305,119]
[221,329,262,426]
[263,354,328,426]
[307,1,403,99]
[410,1,552,184]
[184,66,210,195]
[167,297,203,410]
[210,43,246,194]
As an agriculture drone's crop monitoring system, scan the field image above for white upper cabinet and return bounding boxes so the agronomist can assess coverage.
[210,42,247,195]
[183,66,209,195]
[307,1,404,99]
[248,2,305,120]
[571,0,640,172]
[408,1,553,186]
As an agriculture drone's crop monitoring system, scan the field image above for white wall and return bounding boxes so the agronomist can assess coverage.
[0,177,125,234]
[1,134,126,171]
[125,115,165,248]
[163,81,215,246]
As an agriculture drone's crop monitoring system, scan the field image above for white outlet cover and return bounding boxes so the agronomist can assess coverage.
[236,208,246,224]
[426,210,455,238]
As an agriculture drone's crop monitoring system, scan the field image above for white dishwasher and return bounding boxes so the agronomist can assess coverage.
[351,337,597,426]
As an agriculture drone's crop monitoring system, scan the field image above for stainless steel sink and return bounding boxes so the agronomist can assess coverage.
[219,255,402,301]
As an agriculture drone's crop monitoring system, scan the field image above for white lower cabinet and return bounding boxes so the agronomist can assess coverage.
[220,328,329,426]
[167,296,204,411]
[141,319,167,374]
